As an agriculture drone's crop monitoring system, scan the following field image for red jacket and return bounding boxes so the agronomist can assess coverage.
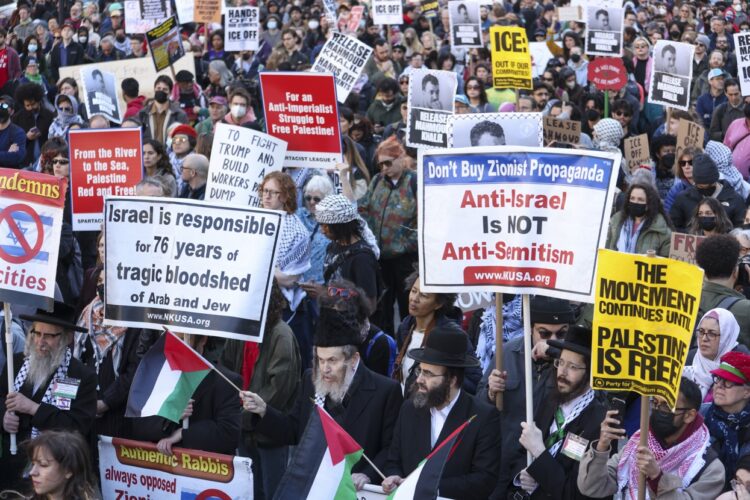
[124,95,146,120]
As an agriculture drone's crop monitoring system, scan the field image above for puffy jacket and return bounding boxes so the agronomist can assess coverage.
[605,211,672,257]
[669,180,746,231]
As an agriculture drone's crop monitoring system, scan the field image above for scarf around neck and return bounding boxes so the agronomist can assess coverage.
[704,402,750,481]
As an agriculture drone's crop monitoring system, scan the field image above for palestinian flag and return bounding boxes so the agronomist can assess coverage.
[388,417,473,500]
[274,406,364,500]
[125,331,211,423]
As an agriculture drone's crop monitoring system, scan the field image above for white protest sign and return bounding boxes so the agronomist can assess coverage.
[648,40,694,111]
[449,0,482,48]
[225,6,259,52]
[372,0,402,25]
[735,32,750,96]
[124,0,171,34]
[205,123,286,207]
[80,67,123,124]
[418,147,619,301]
[359,484,450,499]
[104,197,280,342]
[406,69,458,148]
[175,0,194,24]
[312,32,373,103]
[98,436,253,500]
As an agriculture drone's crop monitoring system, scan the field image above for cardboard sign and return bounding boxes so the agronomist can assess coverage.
[669,233,706,266]
[69,129,143,231]
[418,147,619,301]
[104,197,280,341]
[146,16,184,71]
[225,7,259,52]
[543,117,581,145]
[204,123,286,207]
[449,0,482,48]
[80,67,123,124]
[139,0,168,20]
[98,436,253,500]
[406,69,458,149]
[585,6,623,57]
[0,169,66,310]
[648,40,694,111]
[735,32,750,96]
[623,134,651,172]
[194,0,221,23]
[372,0,402,25]
[587,57,627,91]
[312,32,373,103]
[592,249,703,408]
[490,26,532,90]
[260,72,343,169]
[675,119,705,162]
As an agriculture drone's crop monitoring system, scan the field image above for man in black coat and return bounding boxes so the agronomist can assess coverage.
[129,334,241,455]
[12,82,54,167]
[382,325,501,500]
[509,325,608,500]
[241,304,403,489]
[0,302,97,489]
[48,21,84,81]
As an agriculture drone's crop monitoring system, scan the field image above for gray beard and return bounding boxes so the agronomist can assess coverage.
[313,362,357,405]
[25,344,67,390]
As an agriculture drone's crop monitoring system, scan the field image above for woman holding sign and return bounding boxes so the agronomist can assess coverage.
[605,181,673,257]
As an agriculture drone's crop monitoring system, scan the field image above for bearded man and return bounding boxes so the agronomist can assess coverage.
[0,302,97,489]
[240,303,403,490]
[382,325,501,500]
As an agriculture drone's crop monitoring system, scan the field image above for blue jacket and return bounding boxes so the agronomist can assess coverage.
[0,123,27,168]
[664,178,689,213]
[696,92,728,129]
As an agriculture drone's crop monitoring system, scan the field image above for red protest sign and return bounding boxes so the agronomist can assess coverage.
[587,57,627,91]
[69,128,143,231]
[260,72,343,169]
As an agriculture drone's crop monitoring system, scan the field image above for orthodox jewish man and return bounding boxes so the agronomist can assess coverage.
[0,301,97,489]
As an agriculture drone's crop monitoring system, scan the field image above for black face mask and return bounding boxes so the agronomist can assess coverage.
[0,108,10,123]
[570,53,581,63]
[116,35,126,43]
[242,53,251,60]
[650,409,680,440]
[743,223,750,230]
[697,185,716,197]
[154,90,168,103]
[670,31,681,39]
[699,216,717,231]
[661,153,675,170]
[627,202,647,218]
[97,284,105,300]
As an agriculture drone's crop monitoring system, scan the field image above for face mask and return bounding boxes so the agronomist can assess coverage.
[116,34,126,43]
[28,43,37,52]
[198,35,206,45]
[736,3,744,11]
[650,410,680,440]
[658,7,667,15]
[627,202,647,218]
[697,185,716,197]
[743,223,750,230]
[267,21,278,30]
[231,104,246,117]
[670,31,681,39]
[570,53,581,63]
[242,52,252,60]
[661,153,675,170]
[97,284,105,300]
[699,216,717,231]
[0,108,10,123]
[154,90,168,103]
[309,20,319,30]
[566,80,576,89]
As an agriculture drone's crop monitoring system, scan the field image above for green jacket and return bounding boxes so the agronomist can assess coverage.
[699,280,750,347]
[605,211,672,257]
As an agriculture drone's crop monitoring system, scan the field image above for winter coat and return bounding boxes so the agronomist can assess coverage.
[669,180,746,231]
[723,116,750,179]
[605,211,672,257]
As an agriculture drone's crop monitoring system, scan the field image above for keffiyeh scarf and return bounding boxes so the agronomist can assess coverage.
[74,297,128,381]
[548,389,596,457]
[704,403,750,481]
[475,295,523,372]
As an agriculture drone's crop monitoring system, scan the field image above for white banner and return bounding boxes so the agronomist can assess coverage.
[205,123,286,207]
[359,484,452,499]
[312,32,373,103]
[104,197,280,342]
[418,147,619,301]
[225,6,259,52]
[372,0,402,25]
[124,0,172,34]
[447,112,543,148]
[736,32,750,96]
[175,0,194,24]
[98,436,253,500]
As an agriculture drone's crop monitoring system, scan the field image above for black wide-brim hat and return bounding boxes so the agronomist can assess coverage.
[408,324,480,368]
[20,300,88,333]
[548,324,591,358]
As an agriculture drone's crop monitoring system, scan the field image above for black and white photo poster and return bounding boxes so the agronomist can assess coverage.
[449,0,481,48]
[735,32,750,96]
[447,112,543,147]
[80,66,122,124]
[406,69,457,148]
[372,0,402,25]
[312,32,373,102]
[585,5,623,56]
[648,40,694,111]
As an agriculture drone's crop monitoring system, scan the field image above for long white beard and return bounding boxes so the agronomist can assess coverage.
[313,362,356,404]
[25,343,67,390]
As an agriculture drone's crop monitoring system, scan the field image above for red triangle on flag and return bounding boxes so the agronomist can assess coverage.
[317,406,362,465]
[165,331,212,373]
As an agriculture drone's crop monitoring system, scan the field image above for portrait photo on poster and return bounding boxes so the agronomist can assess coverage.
[81,66,121,123]
[585,6,623,56]
[649,40,694,110]
[448,113,543,148]
[408,69,457,111]
[449,0,481,48]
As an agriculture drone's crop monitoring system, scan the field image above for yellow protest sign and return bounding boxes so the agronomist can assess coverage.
[489,26,532,90]
[591,249,703,408]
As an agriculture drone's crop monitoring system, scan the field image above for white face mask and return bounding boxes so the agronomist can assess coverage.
[309,20,319,30]
[658,6,667,15]
[231,104,246,117]
[198,35,205,44]
[267,21,278,30]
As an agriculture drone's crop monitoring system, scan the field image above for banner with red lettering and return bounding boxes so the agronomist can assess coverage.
[259,72,343,169]
[98,436,253,500]
[69,128,143,231]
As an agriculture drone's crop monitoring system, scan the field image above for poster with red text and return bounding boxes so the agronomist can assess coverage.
[418,147,619,302]
[0,169,66,310]
[69,128,143,231]
[260,72,343,169]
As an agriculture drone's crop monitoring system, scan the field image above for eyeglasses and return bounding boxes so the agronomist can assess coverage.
[327,286,358,299]
[697,328,720,340]
[713,375,747,389]
[679,159,693,166]
[553,358,586,372]
[30,329,64,341]
[649,398,691,414]
[172,136,188,144]
[261,189,281,198]
[304,195,322,203]
[613,111,631,118]
[378,159,393,169]
[467,84,481,89]
[414,366,447,380]
[52,158,69,165]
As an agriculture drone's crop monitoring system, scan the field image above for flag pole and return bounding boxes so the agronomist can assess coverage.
[4,302,17,455]
[494,293,504,410]
[522,294,533,466]
[360,452,387,481]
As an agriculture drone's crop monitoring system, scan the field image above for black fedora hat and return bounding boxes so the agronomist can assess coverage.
[20,301,87,333]
[548,324,591,358]
[407,325,479,368]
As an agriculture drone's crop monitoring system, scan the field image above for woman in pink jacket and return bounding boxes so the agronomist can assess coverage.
[723,104,750,179]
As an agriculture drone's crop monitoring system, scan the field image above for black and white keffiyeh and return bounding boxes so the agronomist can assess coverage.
[548,388,596,457]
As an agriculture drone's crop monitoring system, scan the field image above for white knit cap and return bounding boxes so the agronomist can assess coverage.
[315,194,357,224]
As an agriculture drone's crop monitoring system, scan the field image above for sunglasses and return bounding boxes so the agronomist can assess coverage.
[613,111,631,117]
[378,159,393,168]
[679,159,693,166]
[304,195,321,203]
[52,158,69,165]
[327,286,358,299]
